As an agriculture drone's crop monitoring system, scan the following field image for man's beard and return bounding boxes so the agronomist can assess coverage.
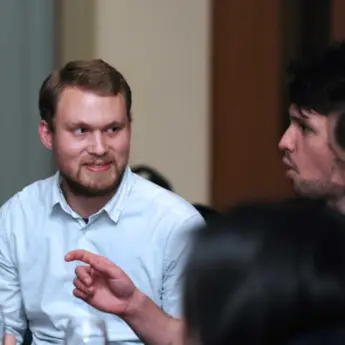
[293,178,345,200]
[60,165,125,198]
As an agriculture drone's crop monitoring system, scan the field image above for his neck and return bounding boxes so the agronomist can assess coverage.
[328,195,345,214]
[61,182,116,218]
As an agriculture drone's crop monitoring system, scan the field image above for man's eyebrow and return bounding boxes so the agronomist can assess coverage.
[290,113,312,126]
[290,107,311,121]
[66,121,90,128]
[299,109,310,119]
[67,120,123,129]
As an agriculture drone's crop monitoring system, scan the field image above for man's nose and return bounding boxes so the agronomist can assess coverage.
[88,132,107,156]
[278,126,295,153]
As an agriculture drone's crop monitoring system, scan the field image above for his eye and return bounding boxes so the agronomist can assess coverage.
[299,122,311,133]
[106,127,120,133]
[74,128,87,135]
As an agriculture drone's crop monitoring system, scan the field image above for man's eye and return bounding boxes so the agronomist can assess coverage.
[299,123,311,133]
[74,128,86,135]
[106,127,120,133]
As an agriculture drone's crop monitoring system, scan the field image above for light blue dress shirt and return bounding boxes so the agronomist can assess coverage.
[0,167,204,345]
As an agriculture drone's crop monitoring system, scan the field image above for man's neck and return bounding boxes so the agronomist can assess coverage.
[61,182,116,218]
[328,195,345,214]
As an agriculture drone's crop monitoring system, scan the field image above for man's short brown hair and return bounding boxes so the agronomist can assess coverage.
[39,59,132,130]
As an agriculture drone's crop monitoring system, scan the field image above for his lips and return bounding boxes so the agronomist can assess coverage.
[84,162,112,172]
[282,157,295,170]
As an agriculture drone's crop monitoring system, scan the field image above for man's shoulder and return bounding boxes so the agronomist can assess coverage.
[131,172,201,219]
[0,174,57,218]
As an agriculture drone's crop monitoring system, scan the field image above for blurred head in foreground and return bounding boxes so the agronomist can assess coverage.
[184,198,345,345]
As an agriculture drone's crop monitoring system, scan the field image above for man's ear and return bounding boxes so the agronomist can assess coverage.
[39,120,53,150]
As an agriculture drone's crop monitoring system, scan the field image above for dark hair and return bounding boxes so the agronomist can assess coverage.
[39,59,132,130]
[184,198,345,345]
[192,203,219,224]
[131,165,173,191]
[288,41,345,115]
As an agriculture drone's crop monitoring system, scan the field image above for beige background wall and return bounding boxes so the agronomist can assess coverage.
[58,0,211,205]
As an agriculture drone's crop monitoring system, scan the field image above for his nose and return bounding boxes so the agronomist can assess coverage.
[278,126,295,153]
[88,132,107,156]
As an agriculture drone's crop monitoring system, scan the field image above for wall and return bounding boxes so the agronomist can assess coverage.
[331,0,345,40]
[0,0,56,204]
[211,0,293,210]
[58,0,211,205]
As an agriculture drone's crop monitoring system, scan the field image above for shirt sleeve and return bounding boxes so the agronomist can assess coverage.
[161,213,205,318]
[0,220,27,344]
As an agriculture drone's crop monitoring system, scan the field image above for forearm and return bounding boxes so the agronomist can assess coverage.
[123,290,184,345]
[4,333,17,345]
[2,308,27,345]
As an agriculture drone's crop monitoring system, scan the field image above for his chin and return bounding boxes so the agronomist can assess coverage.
[81,186,116,197]
[79,177,119,197]
[293,180,333,199]
[62,174,118,197]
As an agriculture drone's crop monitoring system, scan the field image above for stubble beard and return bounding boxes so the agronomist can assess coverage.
[61,163,126,198]
[293,175,345,200]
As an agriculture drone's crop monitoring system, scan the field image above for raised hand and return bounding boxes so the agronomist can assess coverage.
[65,250,138,316]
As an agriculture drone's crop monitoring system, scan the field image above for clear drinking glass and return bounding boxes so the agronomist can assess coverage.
[64,316,108,345]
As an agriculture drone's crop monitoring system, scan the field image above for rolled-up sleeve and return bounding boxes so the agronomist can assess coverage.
[161,213,205,318]
[0,222,26,344]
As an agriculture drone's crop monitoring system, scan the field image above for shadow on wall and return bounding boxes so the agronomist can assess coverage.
[131,165,218,223]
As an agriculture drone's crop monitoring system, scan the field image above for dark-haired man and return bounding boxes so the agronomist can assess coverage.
[279,41,345,210]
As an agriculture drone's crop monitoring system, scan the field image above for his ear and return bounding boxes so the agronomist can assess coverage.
[39,120,53,150]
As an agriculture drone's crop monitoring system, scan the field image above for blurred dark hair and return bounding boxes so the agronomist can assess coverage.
[193,203,219,223]
[184,198,345,345]
[288,41,345,115]
[132,165,218,222]
[131,165,173,191]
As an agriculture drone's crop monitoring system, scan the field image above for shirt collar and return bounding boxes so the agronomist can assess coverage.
[49,166,134,223]
[103,166,133,223]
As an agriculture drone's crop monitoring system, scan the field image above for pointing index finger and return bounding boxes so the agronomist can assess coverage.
[65,249,122,279]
